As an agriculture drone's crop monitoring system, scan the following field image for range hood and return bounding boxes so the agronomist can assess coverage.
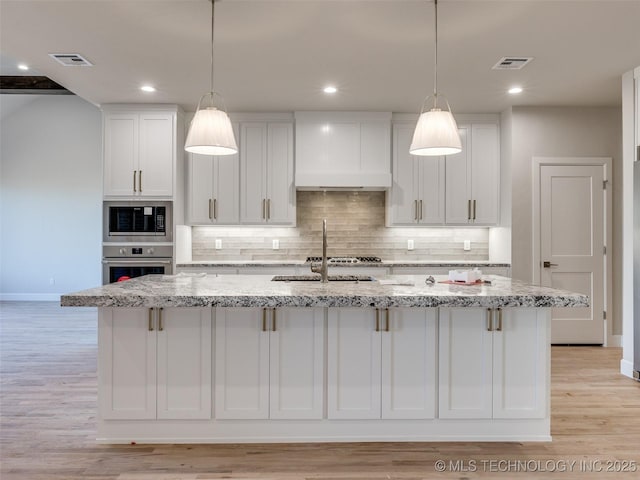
[294,112,392,190]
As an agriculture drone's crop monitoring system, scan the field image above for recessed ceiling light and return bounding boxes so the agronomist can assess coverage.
[17,63,29,71]
[141,85,156,93]
[508,86,523,95]
[323,86,337,94]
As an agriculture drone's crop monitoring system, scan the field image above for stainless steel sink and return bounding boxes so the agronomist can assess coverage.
[272,274,376,282]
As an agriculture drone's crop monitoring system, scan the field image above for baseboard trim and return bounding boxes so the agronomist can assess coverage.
[0,293,61,302]
[620,359,636,379]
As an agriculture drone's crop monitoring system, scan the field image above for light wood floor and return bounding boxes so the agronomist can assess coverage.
[1,302,639,480]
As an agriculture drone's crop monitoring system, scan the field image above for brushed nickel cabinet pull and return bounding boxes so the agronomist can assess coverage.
[158,307,164,332]
[138,170,142,192]
[262,199,266,219]
[385,308,390,332]
[473,199,477,220]
[419,200,423,220]
[208,199,213,220]
[375,308,380,332]
[262,308,267,332]
[496,307,503,332]
[468,199,471,220]
[414,200,418,220]
[148,308,154,331]
[213,198,218,220]
[272,308,276,332]
[133,171,137,193]
[267,199,271,220]
[486,308,493,332]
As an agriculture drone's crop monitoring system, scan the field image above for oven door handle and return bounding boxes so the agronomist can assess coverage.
[102,259,173,265]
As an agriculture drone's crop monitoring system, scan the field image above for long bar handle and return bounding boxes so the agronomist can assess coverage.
[419,200,423,220]
[414,200,418,220]
[262,199,266,219]
[213,198,218,220]
[148,308,154,331]
[486,308,493,332]
[208,199,213,220]
[158,307,164,332]
[496,307,503,332]
[138,170,142,193]
[385,308,390,332]
[262,308,267,332]
[468,199,472,221]
[133,170,137,193]
[375,308,380,332]
[272,308,276,332]
[267,199,271,220]
[473,199,476,221]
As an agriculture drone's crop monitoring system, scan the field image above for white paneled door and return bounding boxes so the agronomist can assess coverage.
[539,164,605,344]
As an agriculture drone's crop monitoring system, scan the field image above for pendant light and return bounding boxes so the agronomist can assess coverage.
[410,0,462,156]
[185,0,238,155]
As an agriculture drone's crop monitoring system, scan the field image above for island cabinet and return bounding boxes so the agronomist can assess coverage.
[214,307,324,419]
[438,307,547,419]
[327,307,437,420]
[99,307,212,420]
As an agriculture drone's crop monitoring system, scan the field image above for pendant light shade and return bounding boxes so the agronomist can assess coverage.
[410,0,462,157]
[184,0,237,156]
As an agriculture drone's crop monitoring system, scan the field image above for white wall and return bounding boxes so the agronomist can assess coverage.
[0,95,102,300]
[509,106,623,338]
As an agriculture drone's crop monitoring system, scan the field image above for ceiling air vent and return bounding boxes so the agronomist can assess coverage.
[492,57,533,70]
[48,53,93,67]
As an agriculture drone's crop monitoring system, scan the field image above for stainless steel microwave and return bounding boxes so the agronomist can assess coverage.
[103,201,172,242]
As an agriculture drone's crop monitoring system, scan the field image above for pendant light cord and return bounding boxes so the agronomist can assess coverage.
[210,0,215,95]
[433,0,438,108]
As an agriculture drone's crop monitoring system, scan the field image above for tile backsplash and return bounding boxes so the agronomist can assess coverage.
[192,191,489,261]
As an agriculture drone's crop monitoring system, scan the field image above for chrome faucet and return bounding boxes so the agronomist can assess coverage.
[310,218,329,283]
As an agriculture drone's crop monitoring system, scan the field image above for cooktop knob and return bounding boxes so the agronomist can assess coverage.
[147,248,154,255]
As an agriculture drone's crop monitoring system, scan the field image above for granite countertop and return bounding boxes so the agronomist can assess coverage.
[61,274,587,309]
[178,260,511,268]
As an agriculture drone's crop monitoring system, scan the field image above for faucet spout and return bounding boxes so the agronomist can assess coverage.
[310,218,329,283]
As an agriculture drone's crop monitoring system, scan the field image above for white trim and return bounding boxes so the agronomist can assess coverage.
[532,157,613,346]
[620,358,635,379]
[0,293,61,302]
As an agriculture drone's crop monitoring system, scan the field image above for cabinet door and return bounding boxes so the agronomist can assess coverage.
[99,308,156,420]
[381,308,437,419]
[418,156,445,224]
[157,308,212,420]
[470,124,499,225]
[214,153,240,224]
[240,123,268,224]
[444,126,471,224]
[138,113,174,196]
[215,307,269,419]
[266,123,295,224]
[361,121,391,176]
[187,153,214,224]
[388,125,420,225]
[327,308,382,419]
[438,307,493,419]
[269,307,324,419]
[104,114,138,196]
[492,308,548,419]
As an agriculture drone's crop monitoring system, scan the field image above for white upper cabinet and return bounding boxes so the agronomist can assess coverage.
[387,124,445,225]
[187,124,240,225]
[103,106,180,198]
[294,112,392,189]
[240,122,295,225]
[445,123,500,225]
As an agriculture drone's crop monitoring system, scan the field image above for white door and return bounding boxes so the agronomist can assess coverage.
[418,157,445,224]
[214,148,240,224]
[389,124,420,225]
[438,307,493,419]
[103,114,138,196]
[444,126,471,224]
[540,164,605,344]
[240,123,268,224]
[266,123,294,224]
[215,308,269,419]
[327,308,382,419]
[99,308,156,420]
[381,308,436,419]
[157,308,212,420]
[470,124,499,225]
[138,113,174,196]
[269,307,324,419]
[188,153,214,224]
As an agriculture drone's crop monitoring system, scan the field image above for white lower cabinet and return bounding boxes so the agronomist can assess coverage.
[99,307,212,420]
[214,307,324,419]
[327,307,437,420]
[438,307,547,419]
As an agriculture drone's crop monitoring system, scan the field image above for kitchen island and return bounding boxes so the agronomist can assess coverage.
[61,274,587,444]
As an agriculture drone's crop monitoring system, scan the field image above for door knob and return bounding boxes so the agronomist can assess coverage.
[543,261,558,268]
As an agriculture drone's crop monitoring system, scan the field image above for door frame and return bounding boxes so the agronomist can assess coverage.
[532,157,613,346]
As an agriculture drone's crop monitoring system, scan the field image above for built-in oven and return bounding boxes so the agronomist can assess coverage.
[102,244,173,284]
[103,201,172,242]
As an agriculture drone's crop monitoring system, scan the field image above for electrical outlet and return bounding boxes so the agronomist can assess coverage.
[215,239,222,250]
[407,239,414,251]
[464,240,471,251]
[272,239,280,250]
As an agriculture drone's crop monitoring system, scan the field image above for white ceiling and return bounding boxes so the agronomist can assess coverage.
[1,0,639,114]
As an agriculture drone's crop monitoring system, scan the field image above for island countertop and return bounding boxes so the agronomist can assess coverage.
[61,274,588,309]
